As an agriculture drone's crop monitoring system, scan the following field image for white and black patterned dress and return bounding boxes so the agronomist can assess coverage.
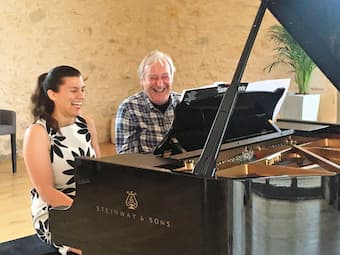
[30,116,96,255]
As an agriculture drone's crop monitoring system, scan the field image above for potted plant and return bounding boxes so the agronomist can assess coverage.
[265,24,320,120]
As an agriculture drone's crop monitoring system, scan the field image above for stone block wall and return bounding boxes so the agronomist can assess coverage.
[0,0,336,159]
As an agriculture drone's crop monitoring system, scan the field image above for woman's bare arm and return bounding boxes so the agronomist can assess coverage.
[83,115,101,158]
[23,124,73,207]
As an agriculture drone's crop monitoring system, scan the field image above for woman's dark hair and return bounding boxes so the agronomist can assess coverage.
[31,65,81,131]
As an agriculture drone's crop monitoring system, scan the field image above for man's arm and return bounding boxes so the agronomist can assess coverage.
[115,103,140,153]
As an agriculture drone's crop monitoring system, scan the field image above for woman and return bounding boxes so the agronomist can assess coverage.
[23,65,101,255]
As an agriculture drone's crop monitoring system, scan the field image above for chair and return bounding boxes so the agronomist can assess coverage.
[0,109,16,173]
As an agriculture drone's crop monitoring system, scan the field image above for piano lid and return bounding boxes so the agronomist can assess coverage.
[156,0,340,175]
[267,0,340,90]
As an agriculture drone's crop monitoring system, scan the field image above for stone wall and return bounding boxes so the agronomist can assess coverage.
[0,0,336,159]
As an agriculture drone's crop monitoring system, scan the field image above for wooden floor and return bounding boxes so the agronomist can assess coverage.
[0,142,116,243]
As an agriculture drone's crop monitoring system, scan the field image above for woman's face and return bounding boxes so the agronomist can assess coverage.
[48,76,86,123]
[141,60,172,105]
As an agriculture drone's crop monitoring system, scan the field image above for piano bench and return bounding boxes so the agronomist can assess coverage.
[0,234,59,255]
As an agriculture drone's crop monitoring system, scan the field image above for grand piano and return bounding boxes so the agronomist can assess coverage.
[48,0,340,254]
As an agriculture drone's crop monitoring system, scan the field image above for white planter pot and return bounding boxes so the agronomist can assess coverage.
[279,93,320,121]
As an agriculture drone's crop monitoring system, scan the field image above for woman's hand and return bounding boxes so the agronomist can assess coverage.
[67,247,82,255]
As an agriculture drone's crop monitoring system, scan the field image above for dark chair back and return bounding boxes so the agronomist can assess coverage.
[0,109,16,173]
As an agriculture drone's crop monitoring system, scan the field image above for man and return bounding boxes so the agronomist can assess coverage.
[115,50,181,153]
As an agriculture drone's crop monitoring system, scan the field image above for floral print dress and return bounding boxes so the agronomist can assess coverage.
[30,116,96,255]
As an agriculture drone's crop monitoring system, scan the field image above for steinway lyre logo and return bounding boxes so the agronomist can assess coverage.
[125,191,138,210]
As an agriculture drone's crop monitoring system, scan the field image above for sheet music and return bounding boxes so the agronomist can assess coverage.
[179,82,227,102]
[246,78,291,120]
[179,78,290,120]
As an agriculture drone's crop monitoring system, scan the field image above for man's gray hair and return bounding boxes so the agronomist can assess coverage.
[138,50,176,81]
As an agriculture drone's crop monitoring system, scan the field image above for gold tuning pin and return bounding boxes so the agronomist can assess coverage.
[184,159,195,171]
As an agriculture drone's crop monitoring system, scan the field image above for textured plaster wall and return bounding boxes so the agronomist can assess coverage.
[0,0,336,159]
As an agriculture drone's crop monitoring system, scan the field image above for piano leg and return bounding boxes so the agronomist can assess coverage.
[335,175,340,210]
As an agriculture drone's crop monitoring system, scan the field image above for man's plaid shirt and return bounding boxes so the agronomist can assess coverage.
[115,91,181,153]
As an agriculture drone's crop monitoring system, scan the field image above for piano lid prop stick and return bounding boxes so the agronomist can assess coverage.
[193,0,270,177]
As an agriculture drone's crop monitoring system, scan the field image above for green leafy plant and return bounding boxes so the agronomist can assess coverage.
[264,24,316,94]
